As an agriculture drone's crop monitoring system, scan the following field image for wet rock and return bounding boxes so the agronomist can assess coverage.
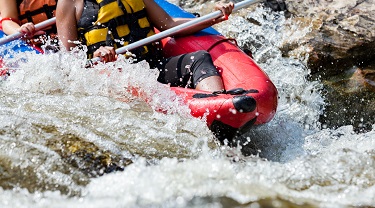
[0,158,87,196]
[319,64,375,131]
[0,133,90,196]
[264,0,289,13]
[274,0,375,131]
[348,66,375,91]
[283,0,375,75]
[47,134,133,177]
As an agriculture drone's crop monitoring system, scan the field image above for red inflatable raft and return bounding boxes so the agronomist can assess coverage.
[153,0,278,141]
[158,35,277,141]
[0,0,278,142]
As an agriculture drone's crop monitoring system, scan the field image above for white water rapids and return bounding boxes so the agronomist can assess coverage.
[0,4,374,208]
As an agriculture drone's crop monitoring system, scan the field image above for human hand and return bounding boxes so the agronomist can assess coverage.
[18,22,45,38]
[93,46,117,63]
[214,2,234,22]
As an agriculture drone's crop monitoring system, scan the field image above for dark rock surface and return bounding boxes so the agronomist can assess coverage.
[283,0,375,75]
[268,0,375,131]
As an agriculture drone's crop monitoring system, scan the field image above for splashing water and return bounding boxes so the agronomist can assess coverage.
[0,4,374,208]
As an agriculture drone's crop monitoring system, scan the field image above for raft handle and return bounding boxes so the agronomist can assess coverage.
[192,88,259,98]
[223,88,259,95]
[206,38,238,52]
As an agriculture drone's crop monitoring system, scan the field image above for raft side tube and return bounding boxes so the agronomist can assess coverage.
[162,35,278,126]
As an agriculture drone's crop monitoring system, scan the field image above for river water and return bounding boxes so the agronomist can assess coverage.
[0,3,374,208]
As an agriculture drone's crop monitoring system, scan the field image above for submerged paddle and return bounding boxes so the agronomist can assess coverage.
[0,17,56,46]
[86,0,263,67]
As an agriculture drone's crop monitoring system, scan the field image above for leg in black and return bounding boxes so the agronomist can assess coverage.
[157,50,220,88]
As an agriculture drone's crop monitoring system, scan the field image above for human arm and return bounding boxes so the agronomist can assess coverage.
[144,0,234,36]
[56,0,80,51]
[0,0,44,37]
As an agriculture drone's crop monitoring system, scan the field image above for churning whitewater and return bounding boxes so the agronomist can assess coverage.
[0,4,374,208]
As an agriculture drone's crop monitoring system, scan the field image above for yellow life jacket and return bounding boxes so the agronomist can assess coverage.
[78,0,156,58]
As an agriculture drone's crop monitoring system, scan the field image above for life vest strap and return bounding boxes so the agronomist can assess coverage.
[19,4,56,24]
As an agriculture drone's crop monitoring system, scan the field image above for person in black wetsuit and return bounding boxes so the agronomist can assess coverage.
[56,0,234,92]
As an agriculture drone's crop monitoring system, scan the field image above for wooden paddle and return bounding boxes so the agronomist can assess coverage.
[86,0,263,67]
[0,17,56,45]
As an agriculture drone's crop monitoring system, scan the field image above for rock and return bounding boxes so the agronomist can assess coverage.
[319,64,375,131]
[349,67,375,91]
[47,133,133,177]
[264,0,288,12]
[278,0,375,131]
[283,0,375,75]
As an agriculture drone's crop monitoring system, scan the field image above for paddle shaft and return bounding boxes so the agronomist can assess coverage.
[87,0,263,66]
[0,17,56,45]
